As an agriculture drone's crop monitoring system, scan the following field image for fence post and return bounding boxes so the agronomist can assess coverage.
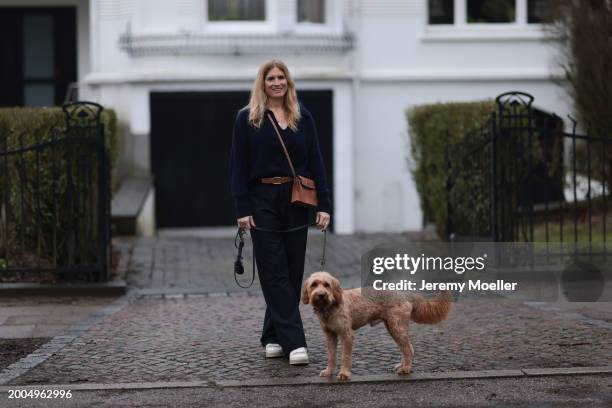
[445,129,454,241]
[490,111,497,242]
[62,101,109,282]
[96,115,109,282]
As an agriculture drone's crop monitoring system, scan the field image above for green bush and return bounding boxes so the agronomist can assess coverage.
[406,100,496,239]
[0,107,120,173]
[0,106,120,270]
[408,99,566,241]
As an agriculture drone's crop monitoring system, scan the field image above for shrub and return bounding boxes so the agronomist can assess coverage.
[408,98,569,241]
[0,107,120,174]
[407,100,495,239]
[0,106,120,271]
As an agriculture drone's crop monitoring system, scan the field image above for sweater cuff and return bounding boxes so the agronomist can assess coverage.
[234,196,252,219]
[316,193,332,215]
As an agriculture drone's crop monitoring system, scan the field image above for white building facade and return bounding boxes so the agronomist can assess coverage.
[0,0,572,234]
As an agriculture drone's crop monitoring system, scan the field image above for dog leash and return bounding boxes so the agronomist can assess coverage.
[234,223,327,289]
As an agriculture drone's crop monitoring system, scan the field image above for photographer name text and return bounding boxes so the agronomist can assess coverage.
[371,279,517,292]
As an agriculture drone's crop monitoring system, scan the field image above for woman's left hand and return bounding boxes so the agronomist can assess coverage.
[316,211,331,231]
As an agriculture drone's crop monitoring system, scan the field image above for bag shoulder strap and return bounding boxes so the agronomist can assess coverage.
[267,113,297,178]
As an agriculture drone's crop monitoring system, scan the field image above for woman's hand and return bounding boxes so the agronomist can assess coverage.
[316,212,331,231]
[237,216,256,230]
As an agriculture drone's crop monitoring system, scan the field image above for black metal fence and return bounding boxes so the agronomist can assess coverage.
[0,102,111,281]
[447,91,611,255]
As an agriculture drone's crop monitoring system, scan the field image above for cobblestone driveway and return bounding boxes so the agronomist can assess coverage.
[11,292,612,385]
[7,232,612,385]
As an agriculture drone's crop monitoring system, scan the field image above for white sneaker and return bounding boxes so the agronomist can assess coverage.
[265,343,283,358]
[289,347,309,365]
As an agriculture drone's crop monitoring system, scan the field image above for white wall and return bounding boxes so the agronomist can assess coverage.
[82,0,572,233]
[86,78,356,234]
[354,80,572,232]
[347,0,569,231]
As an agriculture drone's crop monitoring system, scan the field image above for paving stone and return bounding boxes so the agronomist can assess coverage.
[0,325,36,339]
[0,307,50,317]
[30,325,74,338]
[4,316,48,325]
[163,294,184,300]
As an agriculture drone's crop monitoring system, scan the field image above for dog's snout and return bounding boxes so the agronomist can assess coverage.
[311,291,327,305]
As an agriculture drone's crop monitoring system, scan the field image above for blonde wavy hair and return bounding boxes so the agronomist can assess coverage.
[248,59,301,131]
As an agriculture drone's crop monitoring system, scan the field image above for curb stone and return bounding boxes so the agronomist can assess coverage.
[0,281,127,297]
[216,369,527,388]
[134,288,259,297]
[134,290,260,298]
[0,367,611,392]
[522,366,612,376]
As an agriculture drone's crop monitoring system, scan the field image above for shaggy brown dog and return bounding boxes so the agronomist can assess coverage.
[301,271,453,380]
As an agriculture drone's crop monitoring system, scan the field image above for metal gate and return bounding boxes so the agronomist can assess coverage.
[447,91,611,257]
[0,102,111,281]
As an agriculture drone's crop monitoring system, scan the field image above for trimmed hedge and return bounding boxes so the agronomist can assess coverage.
[406,100,495,239]
[0,106,120,271]
[0,107,120,174]
[407,100,565,241]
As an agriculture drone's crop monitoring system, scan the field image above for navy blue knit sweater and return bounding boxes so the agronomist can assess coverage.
[229,104,332,219]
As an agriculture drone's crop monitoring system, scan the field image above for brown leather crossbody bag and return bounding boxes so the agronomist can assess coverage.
[267,113,318,208]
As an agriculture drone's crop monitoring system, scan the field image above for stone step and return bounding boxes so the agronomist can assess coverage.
[111,177,153,236]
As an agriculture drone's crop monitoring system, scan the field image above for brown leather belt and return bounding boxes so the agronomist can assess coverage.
[260,176,293,185]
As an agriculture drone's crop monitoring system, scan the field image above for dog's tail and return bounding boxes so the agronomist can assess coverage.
[410,291,453,324]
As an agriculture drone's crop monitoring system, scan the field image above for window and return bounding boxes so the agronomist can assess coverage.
[429,0,454,25]
[428,0,548,25]
[298,0,325,24]
[0,7,76,107]
[467,0,515,23]
[23,14,55,106]
[527,0,546,23]
[208,0,265,21]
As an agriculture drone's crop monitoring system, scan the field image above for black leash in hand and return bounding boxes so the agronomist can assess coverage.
[234,223,328,289]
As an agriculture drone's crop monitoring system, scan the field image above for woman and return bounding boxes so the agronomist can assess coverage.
[229,59,331,365]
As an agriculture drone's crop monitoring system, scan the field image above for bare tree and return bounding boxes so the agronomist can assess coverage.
[546,0,612,138]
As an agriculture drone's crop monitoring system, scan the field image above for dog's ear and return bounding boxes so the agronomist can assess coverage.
[301,278,311,304]
[331,276,343,304]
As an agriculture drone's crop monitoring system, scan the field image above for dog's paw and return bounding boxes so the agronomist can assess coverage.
[394,363,412,375]
[336,370,351,381]
[320,368,334,377]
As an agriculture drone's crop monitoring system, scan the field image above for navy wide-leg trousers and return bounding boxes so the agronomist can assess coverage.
[249,182,309,355]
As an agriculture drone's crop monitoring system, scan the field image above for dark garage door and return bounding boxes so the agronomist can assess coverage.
[150,90,334,228]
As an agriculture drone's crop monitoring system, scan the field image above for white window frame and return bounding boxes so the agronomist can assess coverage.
[422,0,551,41]
[293,0,339,34]
[203,0,277,34]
